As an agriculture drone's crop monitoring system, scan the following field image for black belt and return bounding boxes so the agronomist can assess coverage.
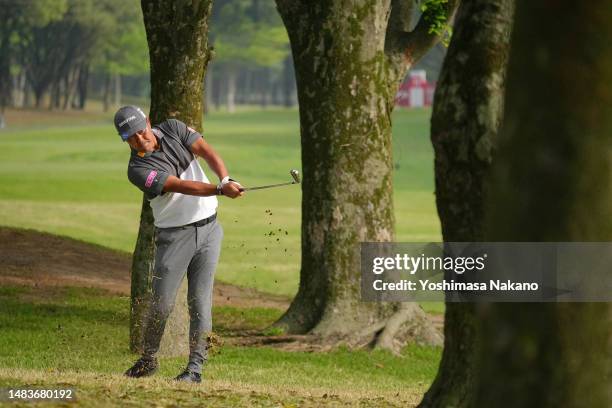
[187,213,217,227]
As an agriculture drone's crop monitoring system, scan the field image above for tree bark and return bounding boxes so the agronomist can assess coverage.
[273,0,457,349]
[476,1,612,406]
[418,1,514,407]
[130,0,213,356]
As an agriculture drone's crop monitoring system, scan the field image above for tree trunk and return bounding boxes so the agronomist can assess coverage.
[212,66,221,109]
[0,27,11,119]
[76,62,89,110]
[61,72,69,110]
[476,1,612,406]
[62,67,79,111]
[113,72,122,108]
[34,88,44,109]
[418,1,514,407]
[49,81,60,110]
[23,78,32,108]
[226,68,237,113]
[273,0,457,349]
[103,72,112,113]
[259,67,270,108]
[14,70,26,108]
[204,65,213,113]
[130,0,213,356]
[240,68,250,105]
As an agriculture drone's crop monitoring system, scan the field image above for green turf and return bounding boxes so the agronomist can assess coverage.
[0,284,440,405]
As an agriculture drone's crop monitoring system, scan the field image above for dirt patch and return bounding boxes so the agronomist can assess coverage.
[0,227,443,352]
[0,227,290,310]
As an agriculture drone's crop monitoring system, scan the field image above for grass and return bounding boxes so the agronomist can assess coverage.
[0,107,441,298]
[0,107,444,406]
[0,284,440,406]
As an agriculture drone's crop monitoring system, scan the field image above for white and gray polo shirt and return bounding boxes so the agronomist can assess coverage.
[127,119,218,228]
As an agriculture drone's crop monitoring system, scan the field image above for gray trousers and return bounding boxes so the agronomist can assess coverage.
[143,218,223,373]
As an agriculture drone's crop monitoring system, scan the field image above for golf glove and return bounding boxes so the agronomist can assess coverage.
[221,176,241,187]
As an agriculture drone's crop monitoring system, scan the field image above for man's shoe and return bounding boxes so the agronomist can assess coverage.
[124,357,158,378]
[174,369,201,383]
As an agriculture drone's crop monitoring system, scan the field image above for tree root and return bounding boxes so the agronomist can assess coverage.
[373,302,444,352]
[347,303,443,354]
[240,303,443,355]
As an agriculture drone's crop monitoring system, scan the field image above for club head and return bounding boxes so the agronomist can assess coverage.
[290,169,300,184]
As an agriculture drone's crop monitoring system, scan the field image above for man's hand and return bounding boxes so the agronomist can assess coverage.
[222,181,243,198]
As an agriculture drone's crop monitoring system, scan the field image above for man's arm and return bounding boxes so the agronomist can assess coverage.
[162,175,242,198]
[190,138,243,197]
[162,175,220,196]
[190,138,228,181]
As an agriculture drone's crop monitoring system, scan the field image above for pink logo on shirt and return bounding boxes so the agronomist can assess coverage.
[145,171,157,188]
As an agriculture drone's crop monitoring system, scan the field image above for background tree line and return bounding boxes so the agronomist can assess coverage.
[0,0,293,125]
[0,0,446,127]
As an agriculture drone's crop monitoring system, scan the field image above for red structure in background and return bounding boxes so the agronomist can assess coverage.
[395,70,436,108]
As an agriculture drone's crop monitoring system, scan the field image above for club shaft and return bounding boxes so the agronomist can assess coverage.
[241,182,295,191]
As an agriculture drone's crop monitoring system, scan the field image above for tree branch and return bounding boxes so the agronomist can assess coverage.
[386,0,459,68]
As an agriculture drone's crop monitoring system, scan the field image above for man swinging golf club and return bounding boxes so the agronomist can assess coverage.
[114,105,243,383]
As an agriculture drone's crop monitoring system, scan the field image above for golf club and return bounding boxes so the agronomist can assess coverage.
[239,169,300,192]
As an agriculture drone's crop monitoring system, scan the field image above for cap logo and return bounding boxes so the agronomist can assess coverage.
[118,115,137,127]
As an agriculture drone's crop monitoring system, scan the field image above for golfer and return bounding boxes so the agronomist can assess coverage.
[113,105,243,383]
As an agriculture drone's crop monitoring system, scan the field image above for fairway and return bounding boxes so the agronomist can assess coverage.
[0,107,441,298]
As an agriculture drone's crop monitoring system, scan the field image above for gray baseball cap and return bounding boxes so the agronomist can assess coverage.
[114,105,147,141]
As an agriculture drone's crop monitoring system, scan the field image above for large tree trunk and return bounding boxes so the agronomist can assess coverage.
[130,0,213,356]
[419,1,514,407]
[273,0,457,349]
[475,1,612,406]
